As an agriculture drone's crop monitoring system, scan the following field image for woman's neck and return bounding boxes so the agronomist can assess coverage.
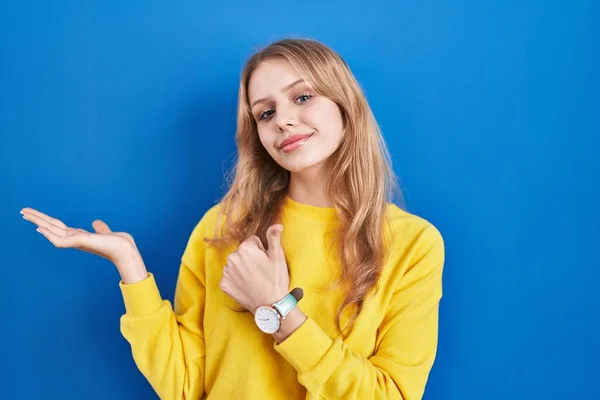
[287,168,332,208]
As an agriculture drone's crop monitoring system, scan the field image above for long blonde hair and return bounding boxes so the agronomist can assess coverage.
[206,38,403,335]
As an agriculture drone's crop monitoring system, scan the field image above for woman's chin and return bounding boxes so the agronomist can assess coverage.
[279,157,326,174]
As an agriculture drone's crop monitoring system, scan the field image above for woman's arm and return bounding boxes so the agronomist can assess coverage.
[20,205,209,399]
[273,226,445,399]
[119,222,208,400]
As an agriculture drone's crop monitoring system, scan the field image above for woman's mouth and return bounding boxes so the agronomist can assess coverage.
[279,133,314,153]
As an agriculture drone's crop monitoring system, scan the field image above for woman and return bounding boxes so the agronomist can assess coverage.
[21,38,445,399]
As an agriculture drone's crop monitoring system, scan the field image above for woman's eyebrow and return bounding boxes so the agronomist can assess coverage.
[250,79,305,108]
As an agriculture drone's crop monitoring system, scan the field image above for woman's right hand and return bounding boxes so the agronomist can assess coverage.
[21,207,149,284]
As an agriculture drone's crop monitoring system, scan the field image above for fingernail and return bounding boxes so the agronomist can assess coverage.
[36,228,41,233]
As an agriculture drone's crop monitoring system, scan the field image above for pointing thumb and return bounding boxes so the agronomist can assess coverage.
[266,224,284,262]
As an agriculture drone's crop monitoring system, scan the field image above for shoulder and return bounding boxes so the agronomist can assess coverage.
[180,202,226,267]
[381,203,445,286]
[384,203,444,250]
[188,202,226,238]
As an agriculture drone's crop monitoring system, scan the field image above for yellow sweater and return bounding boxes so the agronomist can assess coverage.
[119,196,445,399]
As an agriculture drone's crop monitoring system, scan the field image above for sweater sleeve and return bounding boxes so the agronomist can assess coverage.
[119,222,208,400]
[274,226,445,400]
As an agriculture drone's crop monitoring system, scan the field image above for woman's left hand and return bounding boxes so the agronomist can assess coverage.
[219,224,290,313]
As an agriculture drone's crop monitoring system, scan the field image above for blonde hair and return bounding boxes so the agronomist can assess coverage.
[206,38,403,335]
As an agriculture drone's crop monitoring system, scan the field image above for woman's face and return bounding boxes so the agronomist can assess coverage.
[247,59,345,173]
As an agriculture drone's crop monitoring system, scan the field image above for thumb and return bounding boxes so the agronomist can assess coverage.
[266,224,284,262]
[92,219,113,234]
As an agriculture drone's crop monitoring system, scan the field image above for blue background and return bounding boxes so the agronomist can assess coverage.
[2,1,599,399]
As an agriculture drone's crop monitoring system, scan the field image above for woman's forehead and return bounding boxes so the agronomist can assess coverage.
[248,60,309,103]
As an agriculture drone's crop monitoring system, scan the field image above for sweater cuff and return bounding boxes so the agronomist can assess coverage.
[119,272,163,316]
[273,317,334,373]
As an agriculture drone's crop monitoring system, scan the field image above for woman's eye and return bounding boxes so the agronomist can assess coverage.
[295,93,313,104]
[259,110,274,120]
[257,94,312,121]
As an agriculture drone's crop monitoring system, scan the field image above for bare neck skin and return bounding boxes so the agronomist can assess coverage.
[286,160,333,208]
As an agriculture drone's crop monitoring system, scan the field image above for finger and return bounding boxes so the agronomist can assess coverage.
[37,226,83,248]
[255,237,266,253]
[67,228,91,237]
[20,208,67,229]
[238,236,265,254]
[219,274,230,293]
[247,235,266,252]
[226,252,241,266]
[23,212,68,237]
[92,220,113,234]
[266,224,284,261]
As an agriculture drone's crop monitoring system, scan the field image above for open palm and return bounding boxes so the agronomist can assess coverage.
[21,207,138,266]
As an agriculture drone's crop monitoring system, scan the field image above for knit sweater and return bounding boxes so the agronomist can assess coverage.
[119,196,445,399]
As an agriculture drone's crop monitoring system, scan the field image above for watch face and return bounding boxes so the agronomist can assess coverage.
[254,306,281,334]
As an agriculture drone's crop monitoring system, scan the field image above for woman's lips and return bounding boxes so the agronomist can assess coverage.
[280,133,313,153]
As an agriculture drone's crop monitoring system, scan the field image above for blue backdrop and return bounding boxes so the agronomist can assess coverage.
[2,1,599,399]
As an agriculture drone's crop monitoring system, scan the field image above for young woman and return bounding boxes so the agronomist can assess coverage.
[21,38,445,399]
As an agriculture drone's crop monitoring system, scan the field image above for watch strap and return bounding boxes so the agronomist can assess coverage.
[290,287,304,302]
[273,291,298,318]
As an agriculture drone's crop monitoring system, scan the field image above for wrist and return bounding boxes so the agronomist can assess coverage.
[116,252,148,284]
[272,307,307,343]
[252,289,289,314]
[253,288,305,337]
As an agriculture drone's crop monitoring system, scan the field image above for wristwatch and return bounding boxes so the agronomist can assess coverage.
[254,288,303,334]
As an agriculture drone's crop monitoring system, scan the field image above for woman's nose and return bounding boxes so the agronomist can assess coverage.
[275,106,298,130]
